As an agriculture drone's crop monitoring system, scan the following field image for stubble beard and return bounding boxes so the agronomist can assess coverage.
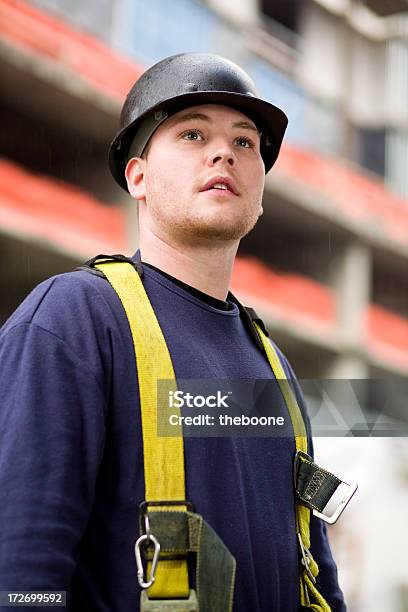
[152,207,261,244]
[147,191,262,244]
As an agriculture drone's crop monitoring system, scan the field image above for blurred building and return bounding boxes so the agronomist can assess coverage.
[1,0,407,385]
[1,0,408,609]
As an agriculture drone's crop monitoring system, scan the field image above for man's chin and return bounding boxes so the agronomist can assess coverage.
[180,219,259,242]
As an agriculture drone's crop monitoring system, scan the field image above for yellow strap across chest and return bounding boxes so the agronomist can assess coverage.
[96,261,188,598]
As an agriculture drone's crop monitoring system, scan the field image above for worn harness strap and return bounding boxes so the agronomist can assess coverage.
[253,322,331,612]
[95,260,189,599]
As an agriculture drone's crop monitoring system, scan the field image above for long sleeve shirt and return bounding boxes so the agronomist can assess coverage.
[0,252,346,611]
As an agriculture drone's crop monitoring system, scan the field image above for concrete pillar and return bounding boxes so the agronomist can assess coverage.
[326,354,370,378]
[326,240,372,378]
[332,240,372,340]
[206,0,260,27]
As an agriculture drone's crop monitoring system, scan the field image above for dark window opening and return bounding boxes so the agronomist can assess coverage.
[260,0,301,33]
[355,126,386,178]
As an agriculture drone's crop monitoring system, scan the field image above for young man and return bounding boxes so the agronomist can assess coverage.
[0,53,346,610]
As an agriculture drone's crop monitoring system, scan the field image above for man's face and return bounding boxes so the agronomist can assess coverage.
[126,104,266,245]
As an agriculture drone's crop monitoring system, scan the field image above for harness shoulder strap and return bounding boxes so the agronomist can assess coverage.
[252,321,331,611]
[95,258,189,600]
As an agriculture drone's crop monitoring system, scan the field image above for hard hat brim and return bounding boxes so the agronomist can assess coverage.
[109,90,288,191]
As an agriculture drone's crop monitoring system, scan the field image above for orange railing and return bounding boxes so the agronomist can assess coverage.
[232,255,408,369]
[0,0,142,100]
[276,146,408,248]
[0,159,126,255]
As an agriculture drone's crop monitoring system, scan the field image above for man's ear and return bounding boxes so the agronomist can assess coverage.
[125,157,146,200]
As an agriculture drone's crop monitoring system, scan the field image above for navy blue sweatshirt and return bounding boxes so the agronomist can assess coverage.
[0,252,346,611]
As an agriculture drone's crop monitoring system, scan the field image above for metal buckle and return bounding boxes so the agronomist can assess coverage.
[135,513,161,589]
[140,589,198,611]
[297,533,316,584]
[312,480,358,524]
[135,500,194,590]
[139,499,194,516]
[294,450,358,525]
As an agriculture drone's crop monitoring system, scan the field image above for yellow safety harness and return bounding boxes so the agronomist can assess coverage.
[93,256,332,611]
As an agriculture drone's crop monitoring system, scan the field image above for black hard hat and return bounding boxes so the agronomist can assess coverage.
[109,52,288,191]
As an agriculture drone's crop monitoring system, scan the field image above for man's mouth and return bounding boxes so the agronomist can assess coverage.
[200,176,238,195]
[211,183,230,191]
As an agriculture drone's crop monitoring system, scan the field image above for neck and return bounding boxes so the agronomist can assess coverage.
[139,232,239,301]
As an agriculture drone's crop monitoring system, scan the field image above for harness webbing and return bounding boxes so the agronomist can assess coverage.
[254,323,331,611]
[95,261,189,599]
[95,259,331,610]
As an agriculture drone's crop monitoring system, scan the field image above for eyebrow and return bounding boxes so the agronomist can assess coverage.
[171,111,260,134]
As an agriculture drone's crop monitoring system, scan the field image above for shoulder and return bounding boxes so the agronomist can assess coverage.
[1,269,126,346]
[270,340,295,380]
[0,269,133,404]
[267,338,300,386]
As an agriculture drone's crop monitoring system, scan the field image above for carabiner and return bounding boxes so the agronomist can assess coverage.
[135,516,161,590]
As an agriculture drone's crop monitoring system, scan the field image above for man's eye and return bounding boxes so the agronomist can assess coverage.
[181,129,203,141]
[235,136,255,148]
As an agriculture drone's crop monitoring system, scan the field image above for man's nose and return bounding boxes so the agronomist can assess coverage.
[206,144,236,167]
